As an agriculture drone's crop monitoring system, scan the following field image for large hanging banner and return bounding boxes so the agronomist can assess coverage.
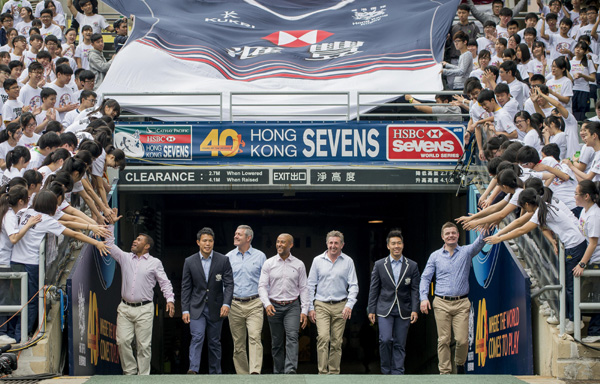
[99,0,460,120]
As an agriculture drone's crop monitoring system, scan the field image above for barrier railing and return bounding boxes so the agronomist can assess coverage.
[471,170,566,333]
[0,272,28,343]
[574,269,600,341]
[356,91,469,121]
[102,92,224,121]
[102,91,471,122]
[230,92,351,121]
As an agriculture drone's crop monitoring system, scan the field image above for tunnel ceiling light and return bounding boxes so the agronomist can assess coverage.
[368,220,384,224]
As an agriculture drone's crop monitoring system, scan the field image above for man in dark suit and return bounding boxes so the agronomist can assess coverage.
[368,229,420,375]
[182,227,234,374]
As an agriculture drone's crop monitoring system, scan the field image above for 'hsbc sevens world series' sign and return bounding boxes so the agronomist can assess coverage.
[386,125,464,162]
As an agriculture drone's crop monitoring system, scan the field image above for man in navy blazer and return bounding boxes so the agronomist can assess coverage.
[182,227,233,374]
[368,229,420,375]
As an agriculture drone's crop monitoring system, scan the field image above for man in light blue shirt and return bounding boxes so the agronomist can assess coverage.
[307,230,358,374]
[226,225,266,374]
[419,222,488,375]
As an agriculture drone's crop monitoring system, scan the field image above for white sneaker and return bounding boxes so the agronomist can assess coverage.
[582,335,600,343]
[564,320,585,334]
[0,334,16,344]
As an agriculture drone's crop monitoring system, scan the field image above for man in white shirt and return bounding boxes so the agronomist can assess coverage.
[18,62,43,109]
[45,64,78,123]
[477,89,518,139]
[39,8,62,42]
[63,90,96,127]
[67,0,112,35]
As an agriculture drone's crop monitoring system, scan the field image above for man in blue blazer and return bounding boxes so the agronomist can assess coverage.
[368,229,420,375]
[182,227,234,374]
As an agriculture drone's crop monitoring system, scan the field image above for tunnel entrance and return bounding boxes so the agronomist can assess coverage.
[116,189,467,374]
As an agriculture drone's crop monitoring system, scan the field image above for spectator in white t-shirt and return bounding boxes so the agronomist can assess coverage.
[499,60,530,110]
[74,25,93,70]
[542,114,569,160]
[477,89,518,139]
[67,0,112,36]
[570,41,596,121]
[39,8,62,42]
[547,56,575,111]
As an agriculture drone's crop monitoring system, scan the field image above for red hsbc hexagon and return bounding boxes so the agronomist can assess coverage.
[262,30,334,47]
[386,125,464,162]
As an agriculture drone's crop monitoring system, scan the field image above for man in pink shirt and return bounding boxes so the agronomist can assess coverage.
[106,224,175,375]
[258,233,309,374]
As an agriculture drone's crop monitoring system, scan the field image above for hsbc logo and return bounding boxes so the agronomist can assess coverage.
[263,30,334,47]
[427,129,442,139]
[166,136,176,142]
[386,125,464,162]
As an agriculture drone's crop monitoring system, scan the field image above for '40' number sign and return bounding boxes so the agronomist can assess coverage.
[199,129,245,157]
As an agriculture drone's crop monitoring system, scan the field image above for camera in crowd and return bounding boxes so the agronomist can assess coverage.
[0,345,17,375]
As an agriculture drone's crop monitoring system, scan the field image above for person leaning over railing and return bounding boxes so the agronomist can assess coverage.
[403,93,463,122]
[10,190,108,340]
[485,187,585,334]
[0,185,40,345]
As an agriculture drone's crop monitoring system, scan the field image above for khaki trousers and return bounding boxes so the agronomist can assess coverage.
[229,297,264,374]
[432,297,470,374]
[116,302,154,375]
[314,300,347,374]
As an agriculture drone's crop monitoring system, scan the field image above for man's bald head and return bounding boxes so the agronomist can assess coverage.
[276,233,294,258]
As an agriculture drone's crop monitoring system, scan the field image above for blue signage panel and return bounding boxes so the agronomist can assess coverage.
[67,245,123,375]
[466,185,533,374]
[114,122,465,165]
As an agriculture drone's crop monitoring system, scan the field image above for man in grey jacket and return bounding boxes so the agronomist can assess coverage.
[88,33,113,90]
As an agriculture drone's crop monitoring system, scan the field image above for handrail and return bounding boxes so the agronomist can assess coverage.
[573,269,600,340]
[559,244,566,336]
[0,272,28,343]
[102,92,223,121]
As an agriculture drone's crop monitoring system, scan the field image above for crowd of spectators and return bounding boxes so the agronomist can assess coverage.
[446,0,600,343]
[0,0,129,346]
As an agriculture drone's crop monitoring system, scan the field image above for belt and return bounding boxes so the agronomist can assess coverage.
[317,298,347,305]
[122,299,152,307]
[435,295,468,301]
[271,297,298,305]
[233,294,260,302]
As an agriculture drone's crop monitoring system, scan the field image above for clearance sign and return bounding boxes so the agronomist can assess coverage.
[115,122,465,164]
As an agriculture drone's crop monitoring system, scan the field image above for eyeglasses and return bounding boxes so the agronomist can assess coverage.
[87,98,97,103]
[83,79,95,83]
[515,119,526,124]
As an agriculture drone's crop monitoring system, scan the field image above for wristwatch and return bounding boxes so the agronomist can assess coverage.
[579,262,587,269]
